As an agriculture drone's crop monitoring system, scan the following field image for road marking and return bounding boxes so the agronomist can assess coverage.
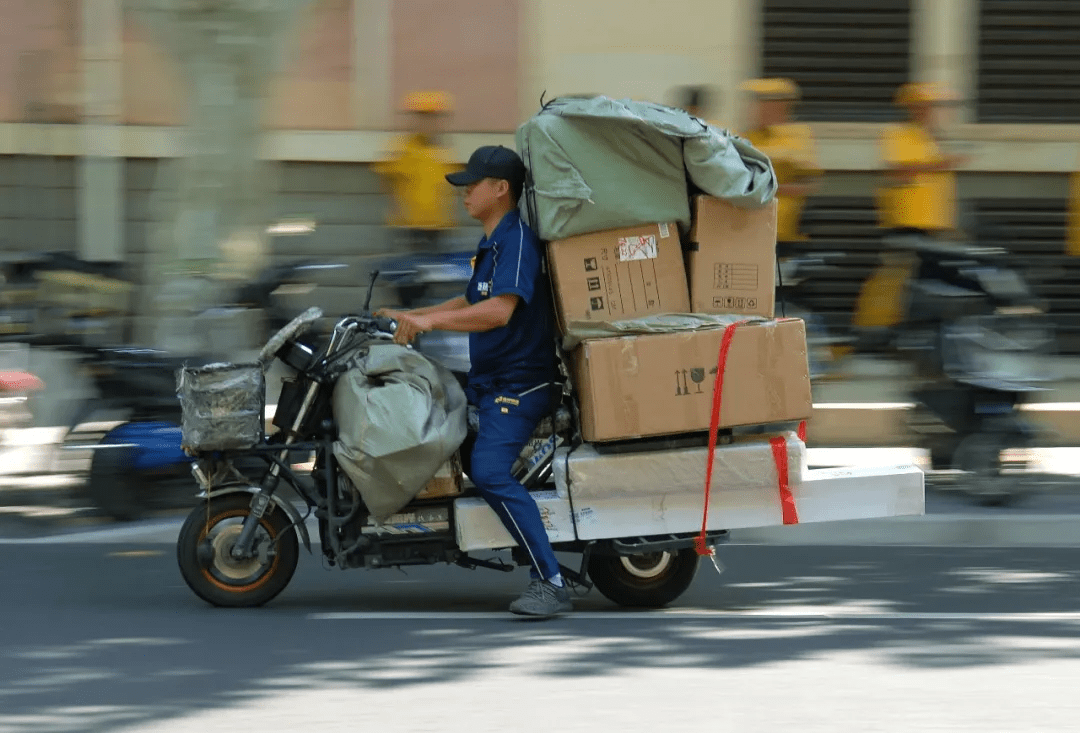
[308,610,1080,623]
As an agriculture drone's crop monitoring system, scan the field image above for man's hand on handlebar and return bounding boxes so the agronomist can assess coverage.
[389,311,434,345]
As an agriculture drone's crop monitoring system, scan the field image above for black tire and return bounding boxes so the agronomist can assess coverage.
[588,548,699,608]
[952,429,1026,507]
[86,441,146,522]
[177,493,299,608]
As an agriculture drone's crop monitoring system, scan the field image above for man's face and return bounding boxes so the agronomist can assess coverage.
[461,178,504,220]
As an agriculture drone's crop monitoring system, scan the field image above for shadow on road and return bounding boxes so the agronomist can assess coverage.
[2,546,1080,730]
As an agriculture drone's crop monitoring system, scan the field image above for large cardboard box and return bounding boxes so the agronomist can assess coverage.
[571,318,811,442]
[547,222,690,330]
[686,197,777,318]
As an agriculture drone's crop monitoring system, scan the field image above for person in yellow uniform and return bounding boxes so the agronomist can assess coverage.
[372,91,459,253]
[1067,150,1080,257]
[741,78,821,254]
[854,81,966,334]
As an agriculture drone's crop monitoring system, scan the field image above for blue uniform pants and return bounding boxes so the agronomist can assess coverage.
[461,381,560,581]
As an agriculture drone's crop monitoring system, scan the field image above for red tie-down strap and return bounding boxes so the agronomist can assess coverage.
[694,320,747,556]
[695,321,801,556]
[770,435,800,525]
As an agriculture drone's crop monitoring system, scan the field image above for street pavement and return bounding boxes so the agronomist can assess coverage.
[2,542,1080,732]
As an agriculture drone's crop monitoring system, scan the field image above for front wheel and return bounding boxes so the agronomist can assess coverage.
[177,493,299,607]
[588,548,699,608]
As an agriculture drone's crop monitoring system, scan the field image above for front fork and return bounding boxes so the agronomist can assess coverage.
[230,378,324,560]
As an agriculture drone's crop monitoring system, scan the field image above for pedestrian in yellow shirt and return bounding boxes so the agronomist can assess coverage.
[741,78,821,252]
[855,82,967,332]
[877,82,965,236]
[372,91,459,252]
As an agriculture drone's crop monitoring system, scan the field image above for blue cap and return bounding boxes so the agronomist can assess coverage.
[446,145,526,187]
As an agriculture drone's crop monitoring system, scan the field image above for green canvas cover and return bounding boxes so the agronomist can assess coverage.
[516,96,777,241]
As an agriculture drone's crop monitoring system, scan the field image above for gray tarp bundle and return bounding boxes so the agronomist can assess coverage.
[559,313,768,350]
[516,96,777,241]
[332,343,468,523]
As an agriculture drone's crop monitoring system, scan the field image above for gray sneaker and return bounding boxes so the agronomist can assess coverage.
[509,579,573,617]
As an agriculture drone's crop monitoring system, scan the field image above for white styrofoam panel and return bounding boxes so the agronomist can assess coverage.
[454,490,575,552]
[566,464,925,541]
[453,465,924,550]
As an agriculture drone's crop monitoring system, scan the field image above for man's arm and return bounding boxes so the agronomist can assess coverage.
[377,295,468,319]
[393,294,518,345]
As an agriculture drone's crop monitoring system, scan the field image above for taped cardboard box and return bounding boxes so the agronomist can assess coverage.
[547,222,689,332]
[686,197,777,318]
[415,452,464,500]
[571,318,811,442]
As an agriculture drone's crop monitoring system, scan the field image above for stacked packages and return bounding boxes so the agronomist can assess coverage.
[516,96,813,442]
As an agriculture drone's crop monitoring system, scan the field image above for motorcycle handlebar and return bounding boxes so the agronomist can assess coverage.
[372,315,398,335]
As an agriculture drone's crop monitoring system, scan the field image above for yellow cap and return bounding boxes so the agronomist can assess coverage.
[741,78,800,101]
[895,82,957,107]
[403,91,452,113]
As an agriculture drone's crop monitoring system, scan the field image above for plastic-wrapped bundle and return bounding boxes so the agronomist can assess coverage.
[177,362,266,452]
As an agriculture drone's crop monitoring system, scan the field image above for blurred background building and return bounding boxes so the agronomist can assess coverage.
[1,0,1079,349]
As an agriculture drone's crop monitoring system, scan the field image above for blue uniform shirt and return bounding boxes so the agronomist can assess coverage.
[466,209,557,389]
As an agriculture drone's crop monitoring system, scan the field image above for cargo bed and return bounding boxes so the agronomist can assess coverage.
[454,434,925,551]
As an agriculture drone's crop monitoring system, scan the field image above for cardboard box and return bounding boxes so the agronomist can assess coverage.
[571,318,811,442]
[547,222,690,329]
[415,452,464,500]
[686,197,777,318]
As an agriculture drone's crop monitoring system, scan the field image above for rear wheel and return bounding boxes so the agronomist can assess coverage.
[588,548,699,608]
[177,493,299,607]
[953,429,1028,507]
[86,441,146,522]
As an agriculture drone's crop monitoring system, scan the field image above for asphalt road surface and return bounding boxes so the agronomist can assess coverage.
[2,537,1080,733]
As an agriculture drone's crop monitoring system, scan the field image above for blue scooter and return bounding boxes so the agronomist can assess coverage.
[59,261,339,520]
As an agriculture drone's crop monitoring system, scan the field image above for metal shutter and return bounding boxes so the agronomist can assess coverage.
[978,0,1080,123]
[781,197,882,330]
[761,0,911,122]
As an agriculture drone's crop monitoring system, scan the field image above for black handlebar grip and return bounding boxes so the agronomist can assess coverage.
[374,316,398,334]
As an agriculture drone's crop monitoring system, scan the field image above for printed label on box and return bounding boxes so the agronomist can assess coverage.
[617,235,658,262]
[658,223,671,239]
[712,263,758,291]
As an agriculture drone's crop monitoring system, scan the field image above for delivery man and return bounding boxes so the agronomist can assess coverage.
[372,91,459,253]
[853,81,966,333]
[741,78,821,253]
[379,145,569,618]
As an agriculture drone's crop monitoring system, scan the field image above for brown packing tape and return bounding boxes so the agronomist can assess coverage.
[615,338,640,437]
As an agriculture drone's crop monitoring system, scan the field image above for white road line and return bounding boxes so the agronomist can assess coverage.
[308,610,1080,623]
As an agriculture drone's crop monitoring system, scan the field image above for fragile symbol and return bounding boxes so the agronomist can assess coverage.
[590,296,605,311]
[584,257,598,271]
[675,369,707,396]
[587,276,601,291]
